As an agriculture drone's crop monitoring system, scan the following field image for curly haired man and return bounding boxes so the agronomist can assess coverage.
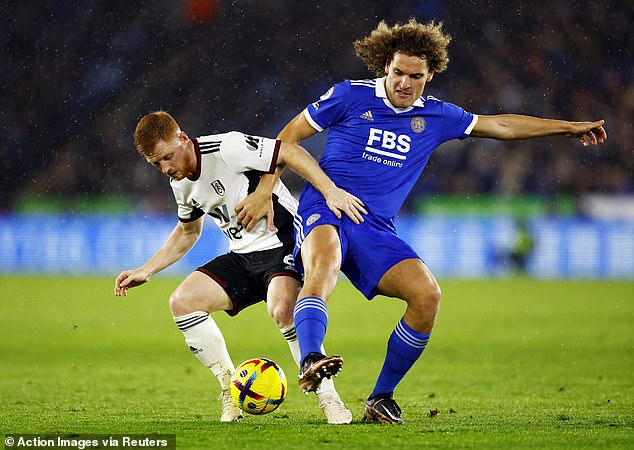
[241,19,606,424]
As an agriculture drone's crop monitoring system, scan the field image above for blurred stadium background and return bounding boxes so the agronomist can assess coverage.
[1,0,633,278]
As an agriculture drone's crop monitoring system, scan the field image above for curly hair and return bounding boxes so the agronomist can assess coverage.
[353,19,451,76]
[134,111,180,157]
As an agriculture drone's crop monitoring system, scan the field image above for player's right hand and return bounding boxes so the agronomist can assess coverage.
[114,269,150,296]
[324,187,367,224]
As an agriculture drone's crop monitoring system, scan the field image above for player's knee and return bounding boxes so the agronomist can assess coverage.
[425,281,442,313]
[169,288,196,317]
[428,281,442,307]
[409,278,442,313]
[267,300,293,329]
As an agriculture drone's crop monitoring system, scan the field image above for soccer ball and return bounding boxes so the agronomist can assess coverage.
[230,358,287,415]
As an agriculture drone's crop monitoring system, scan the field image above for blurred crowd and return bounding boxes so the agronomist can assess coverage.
[2,0,633,213]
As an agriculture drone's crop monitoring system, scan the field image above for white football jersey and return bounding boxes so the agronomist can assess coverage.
[170,131,298,253]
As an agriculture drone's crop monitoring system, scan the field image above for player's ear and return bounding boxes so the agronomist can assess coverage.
[179,130,189,142]
[427,72,434,82]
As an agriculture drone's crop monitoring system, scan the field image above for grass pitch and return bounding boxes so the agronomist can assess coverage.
[1,276,632,449]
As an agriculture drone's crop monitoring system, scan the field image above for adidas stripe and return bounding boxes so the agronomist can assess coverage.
[175,312,209,331]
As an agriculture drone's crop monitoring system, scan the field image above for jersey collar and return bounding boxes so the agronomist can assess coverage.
[189,138,202,181]
[375,77,425,113]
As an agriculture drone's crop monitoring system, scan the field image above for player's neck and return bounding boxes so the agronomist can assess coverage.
[185,140,198,178]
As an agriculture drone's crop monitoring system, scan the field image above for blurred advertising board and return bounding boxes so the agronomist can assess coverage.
[0,214,632,278]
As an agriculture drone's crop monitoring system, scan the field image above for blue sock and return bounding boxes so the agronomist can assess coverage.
[293,296,328,363]
[371,318,430,398]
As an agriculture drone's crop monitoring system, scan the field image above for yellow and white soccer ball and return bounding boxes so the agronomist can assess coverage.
[230,358,287,415]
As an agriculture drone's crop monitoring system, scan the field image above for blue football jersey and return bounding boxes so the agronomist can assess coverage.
[301,77,477,225]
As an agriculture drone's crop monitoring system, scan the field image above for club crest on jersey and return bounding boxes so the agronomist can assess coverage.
[211,180,225,196]
[410,117,426,133]
[306,213,321,226]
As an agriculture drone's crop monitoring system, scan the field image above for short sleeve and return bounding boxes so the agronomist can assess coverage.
[303,81,350,132]
[219,131,281,174]
[171,182,205,223]
[440,101,478,142]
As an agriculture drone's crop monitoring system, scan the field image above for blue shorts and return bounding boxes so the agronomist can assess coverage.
[293,196,420,300]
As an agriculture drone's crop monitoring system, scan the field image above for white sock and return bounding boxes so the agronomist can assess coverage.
[175,311,235,389]
[279,324,335,396]
[280,324,301,366]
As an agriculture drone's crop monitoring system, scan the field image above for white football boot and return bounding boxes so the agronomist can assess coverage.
[219,389,243,422]
[317,389,352,424]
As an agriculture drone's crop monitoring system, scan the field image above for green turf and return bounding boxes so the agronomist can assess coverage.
[1,276,633,449]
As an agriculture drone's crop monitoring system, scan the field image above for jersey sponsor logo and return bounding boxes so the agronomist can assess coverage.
[211,180,225,196]
[306,213,321,226]
[244,135,261,152]
[208,204,231,223]
[362,127,411,168]
[361,151,404,168]
[245,134,266,158]
[410,117,426,133]
[365,127,411,159]
[360,110,374,121]
[208,204,244,240]
[222,224,243,240]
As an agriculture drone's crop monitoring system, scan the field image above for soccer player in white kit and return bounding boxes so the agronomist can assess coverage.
[114,111,366,423]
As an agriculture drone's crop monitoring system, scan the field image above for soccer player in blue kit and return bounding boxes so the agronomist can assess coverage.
[240,19,607,424]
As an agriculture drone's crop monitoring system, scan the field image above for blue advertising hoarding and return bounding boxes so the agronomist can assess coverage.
[0,214,632,278]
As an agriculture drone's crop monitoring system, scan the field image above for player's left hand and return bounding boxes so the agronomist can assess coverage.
[565,120,607,147]
[324,188,367,224]
[236,191,275,232]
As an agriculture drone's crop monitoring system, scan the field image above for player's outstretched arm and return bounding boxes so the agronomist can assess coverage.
[277,141,367,223]
[236,166,285,232]
[114,218,204,296]
[472,115,607,146]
